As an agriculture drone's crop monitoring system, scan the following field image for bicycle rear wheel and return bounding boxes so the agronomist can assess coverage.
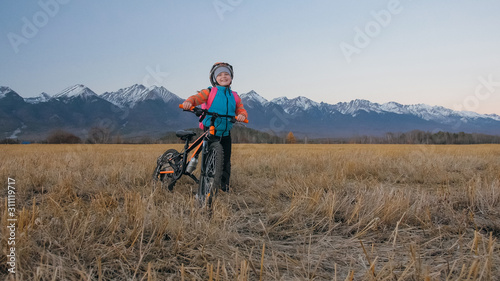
[198,142,224,208]
[153,149,182,191]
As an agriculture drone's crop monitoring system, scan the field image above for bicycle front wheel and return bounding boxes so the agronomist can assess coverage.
[198,142,224,208]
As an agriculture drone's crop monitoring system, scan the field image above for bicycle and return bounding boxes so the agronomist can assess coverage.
[153,105,248,208]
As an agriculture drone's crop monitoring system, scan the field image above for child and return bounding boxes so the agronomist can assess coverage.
[182,62,248,192]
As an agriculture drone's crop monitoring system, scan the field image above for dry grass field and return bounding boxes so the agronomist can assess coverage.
[1,143,499,280]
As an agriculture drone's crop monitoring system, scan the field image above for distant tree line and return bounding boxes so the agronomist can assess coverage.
[46,129,82,144]
[0,138,21,144]
[231,126,282,143]
[311,130,500,144]
[2,128,499,145]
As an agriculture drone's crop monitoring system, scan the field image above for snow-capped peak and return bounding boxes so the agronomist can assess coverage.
[291,96,320,110]
[484,113,500,121]
[384,103,453,121]
[101,84,180,108]
[25,92,51,104]
[146,85,179,103]
[241,90,269,104]
[334,99,382,115]
[53,84,98,99]
[272,95,320,113]
[270,96,289,105]
[101,84,146,108]
[0,86,14,99]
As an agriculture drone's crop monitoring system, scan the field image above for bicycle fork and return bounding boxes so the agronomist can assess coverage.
[198,140,209,189]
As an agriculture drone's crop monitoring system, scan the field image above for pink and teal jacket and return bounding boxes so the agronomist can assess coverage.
[185,86,248,137]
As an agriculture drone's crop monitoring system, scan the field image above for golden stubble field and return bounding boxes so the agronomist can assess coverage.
[1,144,499,280]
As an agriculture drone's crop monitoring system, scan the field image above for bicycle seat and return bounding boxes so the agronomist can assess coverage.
[176,130,196,140]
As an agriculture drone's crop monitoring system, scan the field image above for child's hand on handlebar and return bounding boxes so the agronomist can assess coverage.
[236,114,246,122]
[182,102,193,110]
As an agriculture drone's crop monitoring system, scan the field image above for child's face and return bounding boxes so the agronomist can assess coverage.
[216,72,232,86]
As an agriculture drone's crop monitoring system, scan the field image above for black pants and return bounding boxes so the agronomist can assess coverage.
[219,134,232,187]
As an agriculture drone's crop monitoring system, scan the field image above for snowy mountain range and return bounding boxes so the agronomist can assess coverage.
[263,94,500,124]
[101,84,179,108]
[1,84,500,140]
[240,91,500,137]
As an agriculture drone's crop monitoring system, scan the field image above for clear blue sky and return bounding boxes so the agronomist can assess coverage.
[1,0,500,115]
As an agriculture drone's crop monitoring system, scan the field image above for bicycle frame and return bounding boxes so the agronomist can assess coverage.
[158,131,205,183]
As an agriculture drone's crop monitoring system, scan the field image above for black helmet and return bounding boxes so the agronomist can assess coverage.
[209,62,234,87]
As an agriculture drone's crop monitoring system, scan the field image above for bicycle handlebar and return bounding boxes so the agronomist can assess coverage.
[178,104,249,123]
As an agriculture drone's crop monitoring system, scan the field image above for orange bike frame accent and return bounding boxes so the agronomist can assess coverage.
[188,138,203,162]
[185,131,204,162]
